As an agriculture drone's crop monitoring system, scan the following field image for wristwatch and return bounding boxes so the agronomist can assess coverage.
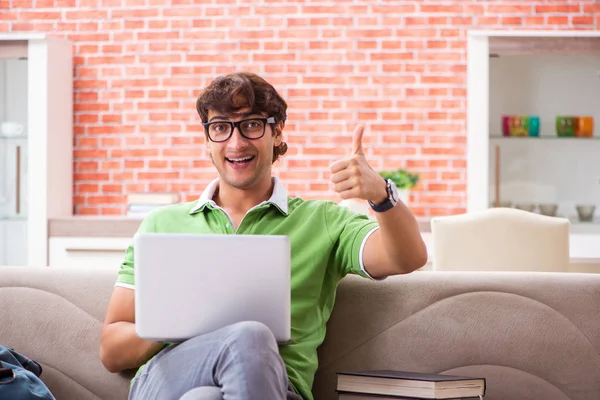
[368,178,399,212]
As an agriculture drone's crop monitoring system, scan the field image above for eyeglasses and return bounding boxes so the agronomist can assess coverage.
[203,117,276,143]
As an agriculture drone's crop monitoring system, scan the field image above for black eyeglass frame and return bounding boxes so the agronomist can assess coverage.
[203,117,277,143]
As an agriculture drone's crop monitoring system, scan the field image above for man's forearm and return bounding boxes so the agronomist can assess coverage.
[375,200,428,273]
[100,321,165,373]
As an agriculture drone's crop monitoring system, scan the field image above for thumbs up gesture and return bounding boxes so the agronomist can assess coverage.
[330,125,388,204]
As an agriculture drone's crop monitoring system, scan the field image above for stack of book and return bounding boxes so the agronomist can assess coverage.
[126,192,180,218]
[336,370,486,400]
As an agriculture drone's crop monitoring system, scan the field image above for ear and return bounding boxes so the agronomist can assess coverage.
[204,135,211,157]
[273,121,284,146]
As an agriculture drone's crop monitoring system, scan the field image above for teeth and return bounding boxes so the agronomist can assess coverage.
[229,156,253,162]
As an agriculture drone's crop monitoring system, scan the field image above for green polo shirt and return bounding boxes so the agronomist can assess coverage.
[116,178,380,400]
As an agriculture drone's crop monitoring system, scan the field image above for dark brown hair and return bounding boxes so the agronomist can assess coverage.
[196,72,288,163]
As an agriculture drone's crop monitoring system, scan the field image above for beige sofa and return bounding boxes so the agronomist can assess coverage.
[1,266,599,400]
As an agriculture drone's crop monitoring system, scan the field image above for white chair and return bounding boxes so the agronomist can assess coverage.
[431,207,570,272]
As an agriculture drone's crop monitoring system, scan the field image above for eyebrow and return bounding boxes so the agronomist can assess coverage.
[208,112,260,122]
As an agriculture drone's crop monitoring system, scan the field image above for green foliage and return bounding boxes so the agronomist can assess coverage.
[379,169,420,190]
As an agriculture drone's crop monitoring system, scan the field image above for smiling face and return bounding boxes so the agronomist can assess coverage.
[196,72,289,191]
[206,108,283,191]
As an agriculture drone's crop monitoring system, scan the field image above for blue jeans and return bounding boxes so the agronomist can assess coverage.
[129,321,303,400]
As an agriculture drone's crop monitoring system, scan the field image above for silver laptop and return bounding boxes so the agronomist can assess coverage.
[134,233,291,343]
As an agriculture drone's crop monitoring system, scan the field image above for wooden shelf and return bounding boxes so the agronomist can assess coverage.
[490,135,600,140]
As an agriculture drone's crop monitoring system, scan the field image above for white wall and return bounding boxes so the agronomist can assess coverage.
[490,55,600,136]
[488,55,600,226]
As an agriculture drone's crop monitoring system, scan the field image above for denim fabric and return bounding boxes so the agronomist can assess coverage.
[0,345,55,400]
[129,321,303,400]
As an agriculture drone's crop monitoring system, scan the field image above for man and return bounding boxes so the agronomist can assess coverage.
[100,71,428,400]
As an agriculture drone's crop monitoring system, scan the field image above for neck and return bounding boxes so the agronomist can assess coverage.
[214,176,274,215]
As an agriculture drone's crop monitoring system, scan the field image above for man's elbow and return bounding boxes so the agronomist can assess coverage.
[100,327,128,374]
[100,344,121,374]
[398,243,428,274]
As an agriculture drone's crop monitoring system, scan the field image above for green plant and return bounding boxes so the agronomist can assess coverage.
[379,169,420,190]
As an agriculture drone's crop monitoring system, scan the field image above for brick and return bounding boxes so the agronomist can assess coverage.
[12,23,35,30]
[77,207,98,215]
[102,114,122,123]
[101,161,122,170]
[137,31,180,41]
[535,5,580,13]
[65,10,107,19]
[501,17,523,25]
[102,184,123,193]
[419,4,463,13]
[20,11,62,19]
[488,4,532,14]
[78,184,99,193]
[77,138,98,147]
[101,137,123,147]
[76,92,99,102]
[74,149,107,159]
[125,160,145,169]
[112,9,159,18]
[571,16,593,25]
[373,5,416,14]
[547,16,569,25]
[74,173,110,181]
[87,195,125,205]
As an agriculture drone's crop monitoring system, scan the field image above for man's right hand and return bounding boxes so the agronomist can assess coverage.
[100,287,165,373]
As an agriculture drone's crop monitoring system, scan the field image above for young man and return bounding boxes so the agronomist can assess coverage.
[100,72,428,400]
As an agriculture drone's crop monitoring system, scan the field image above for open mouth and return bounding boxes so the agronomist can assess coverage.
[225,156,255,166]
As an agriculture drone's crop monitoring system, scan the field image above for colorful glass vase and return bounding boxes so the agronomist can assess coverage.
[576,116,594,137]
[556,116,576,137]
[528,116,540,137]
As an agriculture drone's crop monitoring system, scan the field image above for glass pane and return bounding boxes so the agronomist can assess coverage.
[0,56,28,265]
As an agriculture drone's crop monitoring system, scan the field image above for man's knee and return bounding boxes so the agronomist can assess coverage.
[179,386,223,400]
[223,321,277,352]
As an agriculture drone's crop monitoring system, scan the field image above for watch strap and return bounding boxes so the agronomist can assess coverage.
[368,179,395,212]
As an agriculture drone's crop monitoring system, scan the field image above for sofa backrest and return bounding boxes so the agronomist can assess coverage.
[314,272,600,400]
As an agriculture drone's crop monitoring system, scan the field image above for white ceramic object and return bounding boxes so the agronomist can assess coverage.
[0,122,24,137]
[515,203,536,213]
[539,204,558,217]
[576,205,596,222]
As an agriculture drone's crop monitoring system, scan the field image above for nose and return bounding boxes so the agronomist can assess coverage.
[227,125,249,149]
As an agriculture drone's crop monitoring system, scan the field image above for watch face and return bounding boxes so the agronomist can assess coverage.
[387,179,399,203]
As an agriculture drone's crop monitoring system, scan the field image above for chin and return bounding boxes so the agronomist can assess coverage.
[223,174,260,190]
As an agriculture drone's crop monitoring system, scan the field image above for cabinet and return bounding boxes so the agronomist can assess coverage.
[0,34,73,266]
[49,237,130,270]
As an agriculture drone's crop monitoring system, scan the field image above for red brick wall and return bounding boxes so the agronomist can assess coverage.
[1,1,598,217]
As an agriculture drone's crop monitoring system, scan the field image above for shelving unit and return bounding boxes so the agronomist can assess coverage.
[0,34,73,266]
[467,31,600,264]
[467,31,600,212]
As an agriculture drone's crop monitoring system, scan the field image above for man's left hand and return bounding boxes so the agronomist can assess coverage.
[329,124,387,205]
